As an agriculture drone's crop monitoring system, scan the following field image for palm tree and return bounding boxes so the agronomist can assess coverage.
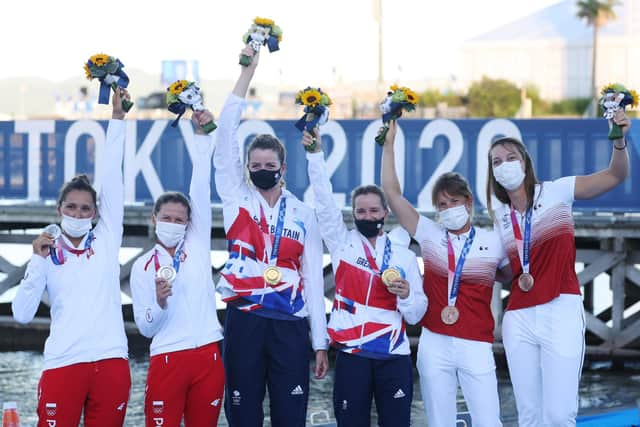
[576,0,619,116]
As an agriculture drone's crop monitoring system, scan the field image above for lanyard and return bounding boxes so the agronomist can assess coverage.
[258,197,287,265]
[50,231,95,265]
[145,240,186,273]
[509,207,532,275]
[446,227,475,306]
[361,236,392,274]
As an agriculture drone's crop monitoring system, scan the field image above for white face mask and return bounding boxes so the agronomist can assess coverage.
[439,205,470,231]
[155,221,186,248]
[61,214,93,238]
[493,160,525,191]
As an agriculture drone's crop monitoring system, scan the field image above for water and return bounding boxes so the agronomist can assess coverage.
[1,351,639,426]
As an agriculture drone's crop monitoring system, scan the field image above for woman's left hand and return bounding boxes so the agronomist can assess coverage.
[314,349,329,379]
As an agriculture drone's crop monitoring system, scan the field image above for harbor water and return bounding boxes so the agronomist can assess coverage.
[0,351,639,426]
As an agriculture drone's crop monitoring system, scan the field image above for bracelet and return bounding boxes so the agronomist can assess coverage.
[613,139,627,150]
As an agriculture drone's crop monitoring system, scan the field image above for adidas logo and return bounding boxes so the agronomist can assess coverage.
[290,385,304,395]
[394,389,406,399]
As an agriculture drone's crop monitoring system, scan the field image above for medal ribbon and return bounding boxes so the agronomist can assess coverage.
[509,207,532,275]
[152,240,185,273]
[361,236,392,275]
[258,197,287,266]
[49,231,95,266]
[446,227,476,307]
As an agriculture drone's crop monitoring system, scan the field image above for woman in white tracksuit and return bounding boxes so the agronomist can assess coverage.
[130,110,224,427]
[381,121,509,427]
[302,130,427,426]
[486,110,630,426]
[12,89,131,427]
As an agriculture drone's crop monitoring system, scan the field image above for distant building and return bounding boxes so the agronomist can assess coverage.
[460,0,640,100]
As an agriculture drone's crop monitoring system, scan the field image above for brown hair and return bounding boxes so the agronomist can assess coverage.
[247,134,286,165]
[431,172,473,208]
[57,174,96,208]
[486,137,538,217]
[351,185,388,212]
[153,192,191,220]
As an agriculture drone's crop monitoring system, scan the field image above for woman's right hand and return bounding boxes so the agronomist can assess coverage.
[155,277,172,309]
[302,128,322,152]
[241,46,260,71]
[32,233,54,258]
[192,110,214,135]
[112,88,130,120]
[383,120,397,146]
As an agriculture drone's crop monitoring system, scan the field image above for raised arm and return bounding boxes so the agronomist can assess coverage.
[187,110,215,252]
[575,110,630,200]
[213,48,260,204]
[94,89,128,250]
[302,130,350,253]
[380,121,420,236]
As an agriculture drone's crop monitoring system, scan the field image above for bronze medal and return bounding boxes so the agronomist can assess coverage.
[157,265,177,283]
[263,266,282,285]
[518,273,534,292]
[441,306,460,325]
[381,267,401,287]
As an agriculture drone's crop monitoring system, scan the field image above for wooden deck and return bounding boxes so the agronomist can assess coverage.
[1,204,639,357]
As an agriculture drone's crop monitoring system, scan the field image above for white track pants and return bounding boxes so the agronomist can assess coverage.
[503,294,585,427]
[417,328,503,427]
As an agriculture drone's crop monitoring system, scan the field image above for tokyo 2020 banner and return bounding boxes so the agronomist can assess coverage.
[1,118,638,212]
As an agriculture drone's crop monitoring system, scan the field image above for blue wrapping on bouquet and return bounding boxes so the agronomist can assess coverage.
[382,101,404,123]
[168,102,187,128]
[97,60,130,105]
[295,104,326,132]
[266,35,280,52]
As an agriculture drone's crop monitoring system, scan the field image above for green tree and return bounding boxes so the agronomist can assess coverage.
[467,77,520,117]
[576,0,619,116]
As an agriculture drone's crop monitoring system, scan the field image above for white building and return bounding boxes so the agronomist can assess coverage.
[460,0,640,100]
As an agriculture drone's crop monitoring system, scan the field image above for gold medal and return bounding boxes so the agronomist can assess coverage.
[518,273,534,292]
[263,266,282,285]
[441,306,460,325]
[381,267,402,287]
[157,265,177,283]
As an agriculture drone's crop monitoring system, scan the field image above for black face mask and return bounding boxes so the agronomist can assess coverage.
[249,169,281,190]
[354,218,384,238]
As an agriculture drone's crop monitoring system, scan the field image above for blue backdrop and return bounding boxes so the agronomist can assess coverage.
[1,118,638,212]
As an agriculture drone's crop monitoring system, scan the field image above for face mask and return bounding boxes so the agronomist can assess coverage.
[249,169,281,190]
[355,218,384,238]
[155,221,186,248]
[61,214,93,238]
[493,160,525,191]
[439,205,469,231]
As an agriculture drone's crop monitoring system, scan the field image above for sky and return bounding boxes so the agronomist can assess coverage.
[2,0,564,87]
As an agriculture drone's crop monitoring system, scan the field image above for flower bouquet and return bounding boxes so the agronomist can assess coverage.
[600,83,638,140]
[166,80,216,134]
[83,53,133,112]
[294,87,331,152]
[374,85,418,145]
[240,17,283,66]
